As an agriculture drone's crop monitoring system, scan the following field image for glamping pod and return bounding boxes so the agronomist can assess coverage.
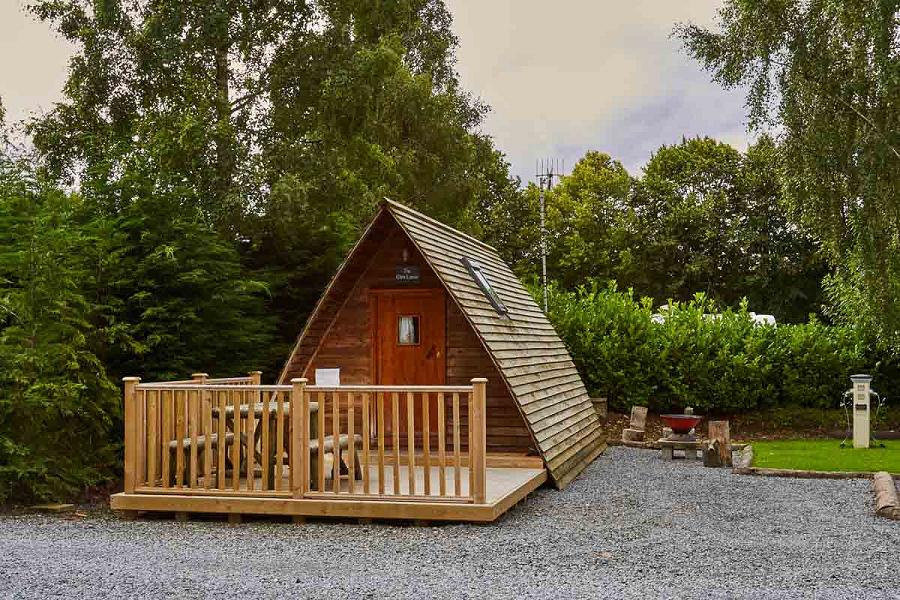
[111,200,605,522]
[278,199,605,489]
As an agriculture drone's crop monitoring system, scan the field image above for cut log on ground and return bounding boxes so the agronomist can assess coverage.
[873,471,900,520]
[622,428,645,443]
[590,397,608,420]
[733,444,754,471]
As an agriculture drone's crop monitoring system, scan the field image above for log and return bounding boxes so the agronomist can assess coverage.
[622,428,645,443]
[708,420,732,467]
[703,440,722,467]
[733,444,754,471]
[873,471,900,520]
[590,397,608,420]
[629,406,648,430]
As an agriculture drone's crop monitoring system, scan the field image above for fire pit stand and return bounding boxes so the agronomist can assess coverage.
[658,439,703,460]
[658,413,704,460]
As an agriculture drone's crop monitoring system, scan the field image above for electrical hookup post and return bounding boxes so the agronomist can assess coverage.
[851,374,872,449]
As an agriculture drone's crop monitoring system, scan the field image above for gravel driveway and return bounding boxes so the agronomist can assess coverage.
[2,446,899,599]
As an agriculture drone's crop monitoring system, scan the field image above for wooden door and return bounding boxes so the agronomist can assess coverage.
[372,289,446,433]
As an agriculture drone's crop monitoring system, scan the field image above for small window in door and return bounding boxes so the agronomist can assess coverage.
[397,315,420,345]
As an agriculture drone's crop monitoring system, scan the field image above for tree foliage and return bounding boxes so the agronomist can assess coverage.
[27,0,519,367]
[676,0,900,347]
[483,137,826,322]
[0,143,119,503]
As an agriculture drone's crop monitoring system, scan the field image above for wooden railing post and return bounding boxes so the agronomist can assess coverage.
[291,378,307,498]
[248,371,263,486]
[192,373,208,433]
[123,377,141,494]
[193,373,212,486]
[470,378,487,504]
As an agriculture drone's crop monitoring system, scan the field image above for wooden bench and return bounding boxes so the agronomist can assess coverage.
[658,438,702,460]
[168,431,366,489]
[310,434,363,484]
[167,432,236,486]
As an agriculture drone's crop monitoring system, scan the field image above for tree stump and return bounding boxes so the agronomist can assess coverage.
[703,439,722,467]
[590,397,608,420]
[706,421,732,467]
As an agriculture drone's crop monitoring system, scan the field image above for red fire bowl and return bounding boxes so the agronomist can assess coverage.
[660,414,703,435]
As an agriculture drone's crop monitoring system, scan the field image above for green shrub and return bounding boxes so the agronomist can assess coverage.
[0,169,120,504]
[542,281,873,413]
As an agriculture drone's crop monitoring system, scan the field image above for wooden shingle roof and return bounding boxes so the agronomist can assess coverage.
[279,199,606,488]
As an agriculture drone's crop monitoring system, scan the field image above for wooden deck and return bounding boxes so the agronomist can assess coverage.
[117,377,555,523]
[111,464,547,522]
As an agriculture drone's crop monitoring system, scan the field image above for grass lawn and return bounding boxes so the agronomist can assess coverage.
[752,439,900,473]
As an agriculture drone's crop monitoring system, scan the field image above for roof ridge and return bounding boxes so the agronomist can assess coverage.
[381,197,500,254]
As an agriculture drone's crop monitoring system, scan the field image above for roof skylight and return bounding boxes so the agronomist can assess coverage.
[461,257,508,317]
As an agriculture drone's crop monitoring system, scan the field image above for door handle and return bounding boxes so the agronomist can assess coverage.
[426,344,438,359]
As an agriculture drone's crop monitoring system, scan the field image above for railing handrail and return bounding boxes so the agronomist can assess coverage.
[123,375,487,504]
[136,383,290,391]
[135,383,474,393]
[139,379,197,386]
[205,376,254,383]
[305,384,473,392]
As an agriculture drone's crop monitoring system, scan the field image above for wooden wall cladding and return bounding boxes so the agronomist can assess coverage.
[286,222,533,454]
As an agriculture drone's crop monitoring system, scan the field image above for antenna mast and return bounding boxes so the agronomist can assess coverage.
[536,158,564,313]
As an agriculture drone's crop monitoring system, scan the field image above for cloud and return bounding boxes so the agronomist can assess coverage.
[0,2,73,125]
[0,0,748,183]
[445,0,749,181]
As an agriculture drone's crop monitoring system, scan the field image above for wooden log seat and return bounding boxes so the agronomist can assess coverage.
[310,434,363,483]
[622,428,645,443]
[622,405,648,444]
[167,432,237,485]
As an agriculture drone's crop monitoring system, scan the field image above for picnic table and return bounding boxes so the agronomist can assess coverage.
[211,400,320,489]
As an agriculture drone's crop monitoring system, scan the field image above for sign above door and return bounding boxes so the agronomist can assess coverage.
[395,264,421,283]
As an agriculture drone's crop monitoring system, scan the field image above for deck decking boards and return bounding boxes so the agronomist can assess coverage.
[111,465,547,522]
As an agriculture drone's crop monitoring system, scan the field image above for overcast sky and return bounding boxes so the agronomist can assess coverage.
[1,0,748,183]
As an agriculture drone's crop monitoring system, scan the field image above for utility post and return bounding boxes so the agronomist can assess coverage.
[536,158,564,312]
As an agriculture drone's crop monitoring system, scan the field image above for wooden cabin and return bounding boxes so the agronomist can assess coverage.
[111,200,605,523]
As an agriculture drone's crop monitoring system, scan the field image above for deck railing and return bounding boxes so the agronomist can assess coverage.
[122,376,487,504]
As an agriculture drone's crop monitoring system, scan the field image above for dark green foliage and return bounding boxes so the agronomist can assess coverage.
[0,155,119,503]
[543,282,870,414]
[95,197,275,382]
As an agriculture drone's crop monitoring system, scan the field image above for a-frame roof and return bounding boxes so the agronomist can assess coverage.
[279,199,605,488]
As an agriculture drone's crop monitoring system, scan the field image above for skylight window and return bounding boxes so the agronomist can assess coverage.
[461,257,508,317]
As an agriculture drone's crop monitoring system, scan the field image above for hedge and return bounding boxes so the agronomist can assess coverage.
[542,282,884,413]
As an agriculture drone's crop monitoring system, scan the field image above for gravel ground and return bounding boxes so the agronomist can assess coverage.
[2,446,899,599]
